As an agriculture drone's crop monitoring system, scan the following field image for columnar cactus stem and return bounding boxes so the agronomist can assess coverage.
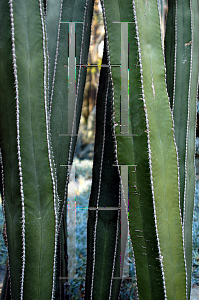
[9,0,58,298]
[85,39,121,299]
[0,0,22,297]
[131,0,186,298]
[182,1,199,298]
[165,1,199,298]
[0,0,198,298]
[100,0,187,298]
[0,0,95,298]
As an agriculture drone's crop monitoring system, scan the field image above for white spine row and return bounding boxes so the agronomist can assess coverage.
[9,1,25,299]
[48,0,64,119]
[132,0,167,298]
[42,0,49,116]
[165,1,186,287]
[157,0,183,245]
[173,7,182,232]
[159,0,185,293]
[90,74,108,300]
[0,150,12,299]
[58,0,89,233]
[45,11,50,123]
[38,1,59,298]
[100,0,136,297]
[157,0,165,51]
[183,0,194,297]
[161,0,181,232]
[109,181,121,300]
[172,0,178,115]
[100,2,118,298]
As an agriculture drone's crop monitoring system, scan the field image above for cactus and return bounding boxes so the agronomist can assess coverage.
[0,0,94,298]
[85,39,122,299]
[84,0,198,299]
[165,0,199,297]
[0,0,198,299]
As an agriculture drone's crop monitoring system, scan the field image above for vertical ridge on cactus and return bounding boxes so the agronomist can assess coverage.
[85,39,121,299]
[7,0,57,298]
[128,5,166,299]
[100,0,189,298]
[38,1,59,297]
[165,1,199,299]
[46,0,95,296]
[100,0,165,298]
[131,0,186,298]
[183,0,199,298]
[0,0,198,298]
[100,5,131,292]
[173,0,191,222]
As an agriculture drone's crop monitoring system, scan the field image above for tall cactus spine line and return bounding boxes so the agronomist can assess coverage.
[0,0,198,298]
[6,0,58,298]
[54,0,95,231]
[47,1,95,296]
[182,0,199,298]
[85,41,122,299]
[9,0,26,296]
[0,0,21,297]
[99,0,165,298]
[100,0,188,298]
[165,0,199,298]
[38,1,59,297]
[131,0,186,298]
[1,0,95,298]
[99,2,131,292]
[173,0,191,221]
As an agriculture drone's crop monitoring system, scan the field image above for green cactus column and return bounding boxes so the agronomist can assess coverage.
[11,0,58,298]
[1,0,95,298]
[46,0,95,296]
[165,1,199,298]
[183,1,199,297]
[0,0,22,298]
[100,0,187,298]
[85,38,122,299]
[131,0,186,297]
[1,0,58,298]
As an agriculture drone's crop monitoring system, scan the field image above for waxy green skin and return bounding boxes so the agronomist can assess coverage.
[165,0,199,298]
[85,42,122,299]
[0,0,94,299]
[0,0,22,297]
[1,0,56,298]
[97,0,198,299]
[0,0,198,299]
